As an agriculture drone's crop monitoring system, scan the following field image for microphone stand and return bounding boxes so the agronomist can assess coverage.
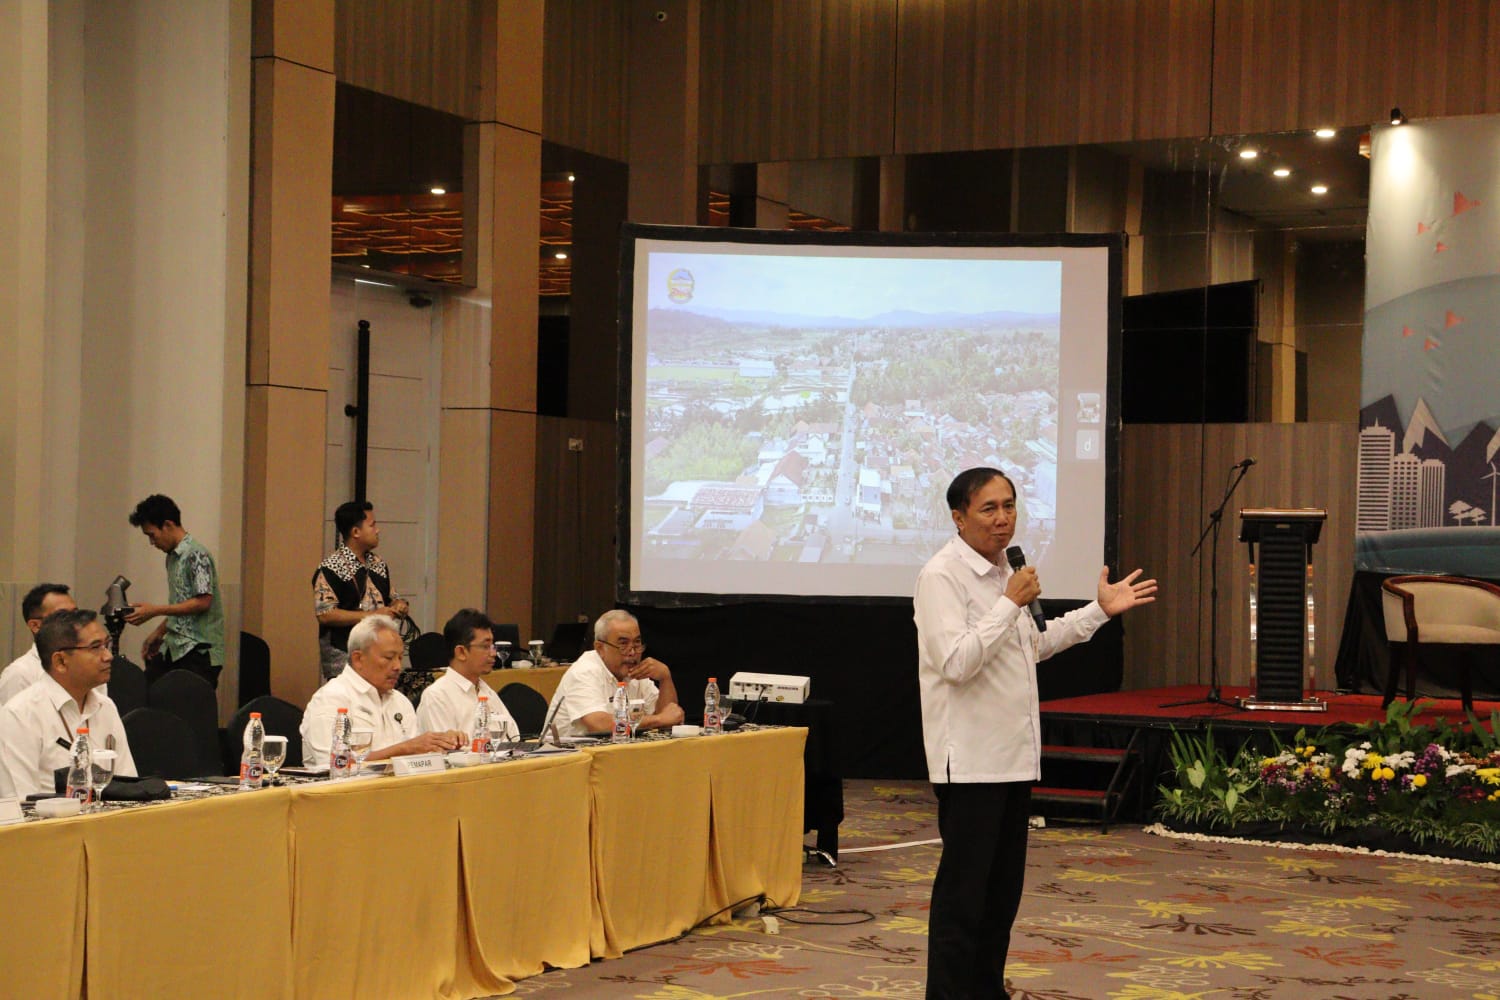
[1163,461,1253,709]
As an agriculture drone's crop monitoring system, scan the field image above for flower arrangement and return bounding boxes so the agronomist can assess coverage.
[1156,701,1500,858]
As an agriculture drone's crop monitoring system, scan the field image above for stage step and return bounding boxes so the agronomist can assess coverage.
[1034,730,1142,832]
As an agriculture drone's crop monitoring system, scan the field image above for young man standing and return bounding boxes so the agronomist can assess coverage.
[126,494,226,689]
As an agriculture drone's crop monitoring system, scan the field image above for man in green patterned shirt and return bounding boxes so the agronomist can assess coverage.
[126,494,226,689]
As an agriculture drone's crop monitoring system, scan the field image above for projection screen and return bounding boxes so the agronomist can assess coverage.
[618,225,1121,604]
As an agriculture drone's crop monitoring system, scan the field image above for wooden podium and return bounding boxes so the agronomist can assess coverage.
[1238,508,1328,711]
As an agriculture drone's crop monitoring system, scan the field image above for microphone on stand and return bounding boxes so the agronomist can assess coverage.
[1235,457,1257,469]
[1004,546,1047,633]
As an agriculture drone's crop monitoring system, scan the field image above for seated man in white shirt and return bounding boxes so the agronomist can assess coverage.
[300,614,465,767]
[546,610,684,739]
[417,608,519,740]
[0,608,137,799]
[0,583,78,708]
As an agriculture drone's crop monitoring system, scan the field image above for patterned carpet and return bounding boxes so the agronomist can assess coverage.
[507,780,1500,999]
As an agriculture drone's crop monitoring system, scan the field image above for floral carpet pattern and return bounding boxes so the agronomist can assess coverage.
[506,780,1500,999]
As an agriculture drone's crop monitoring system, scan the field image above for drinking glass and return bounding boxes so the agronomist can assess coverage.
[528,639,545,666]
[90,749,117,812]
[349,728,375,774]
[627,699,646,740]
[496,640,513,669]
[262,735,288,782]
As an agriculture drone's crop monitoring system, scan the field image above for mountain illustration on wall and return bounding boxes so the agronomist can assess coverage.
[1362,394,1500,525]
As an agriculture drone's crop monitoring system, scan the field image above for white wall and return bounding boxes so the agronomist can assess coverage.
[41,0,250,708]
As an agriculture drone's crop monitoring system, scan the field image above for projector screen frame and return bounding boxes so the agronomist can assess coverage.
[615,223,1124,609]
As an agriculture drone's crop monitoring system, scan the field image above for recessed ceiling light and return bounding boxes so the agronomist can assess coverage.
[430,186,446,195]
[1273,167,1292,178]
[554,251,568,260]
[1314,128,1336,139]
[567,173,576,182]
[1239,149,1258,160]
[1310,184,1328,195]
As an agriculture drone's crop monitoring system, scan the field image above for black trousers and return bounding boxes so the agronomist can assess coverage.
[926,781,1032,1000]
[146,644,220,690]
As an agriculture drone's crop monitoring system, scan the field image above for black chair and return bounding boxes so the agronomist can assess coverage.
[498,683,549,736]
[548,622,590,663]
[107,655,149,716]
[148,669,222,776]
[122,707,201,779]
[408,631,449,672]
[239,631,272,705]
[223,695,304,776]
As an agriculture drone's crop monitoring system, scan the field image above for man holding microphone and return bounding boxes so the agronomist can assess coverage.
[914,467,1156,999]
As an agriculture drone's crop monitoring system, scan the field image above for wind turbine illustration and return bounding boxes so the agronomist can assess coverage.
[1486,461,1500,527]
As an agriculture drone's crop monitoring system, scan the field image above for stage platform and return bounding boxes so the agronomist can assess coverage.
[1038,685,1496,823]
[1041,684,1496,731]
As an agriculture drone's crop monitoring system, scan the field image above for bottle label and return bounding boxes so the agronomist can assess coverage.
[68,785,92,804]
[471,736,487,754]
[240,761,264,784]
[332,751,350,771]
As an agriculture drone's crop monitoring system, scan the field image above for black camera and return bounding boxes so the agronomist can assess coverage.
[100,575,132,651]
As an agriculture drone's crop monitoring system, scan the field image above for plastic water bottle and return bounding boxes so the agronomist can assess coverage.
[703,677,723,735]
[65,726,93,804]
[330,707,354,780]
[611,681,631,743]
[471,695,491,754]
[239,711,265,789]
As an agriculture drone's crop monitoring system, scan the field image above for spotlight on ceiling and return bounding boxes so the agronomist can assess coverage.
[554,251,568,260]
[1273,167,1291,178]
[1390,107,1406,126]
[430,186,446,195]
[1314,127,1336,138]
[1310,184,1329,195]
[1239,149,1258,160]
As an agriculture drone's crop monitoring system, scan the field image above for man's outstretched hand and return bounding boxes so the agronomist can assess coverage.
[1098,567,1158,617]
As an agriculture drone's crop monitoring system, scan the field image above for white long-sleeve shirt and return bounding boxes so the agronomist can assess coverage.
[914,534,1108,784]
[417,668,518,740]
[300,665,420,767]
[0,673,137,799]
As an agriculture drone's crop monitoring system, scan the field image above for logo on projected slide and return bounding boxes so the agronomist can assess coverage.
[666,268,695,303]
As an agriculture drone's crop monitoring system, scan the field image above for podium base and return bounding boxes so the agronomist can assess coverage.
[1236,696,1327,712]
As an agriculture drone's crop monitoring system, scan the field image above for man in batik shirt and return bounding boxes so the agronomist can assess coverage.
[126,494,227,688]
[312,501,409,682]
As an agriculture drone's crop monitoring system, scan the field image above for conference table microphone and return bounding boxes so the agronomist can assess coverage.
[1004,545,1047,633]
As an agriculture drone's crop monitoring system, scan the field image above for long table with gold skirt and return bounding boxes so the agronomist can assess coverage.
[0,726,806,1000]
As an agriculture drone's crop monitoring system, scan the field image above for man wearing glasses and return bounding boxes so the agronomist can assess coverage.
[416,608,518,739]
[0,608,137,799]
[546,610,683,739]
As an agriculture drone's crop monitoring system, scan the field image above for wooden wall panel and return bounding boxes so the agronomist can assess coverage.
[334,0,474,119]
[1119,423,1357,693]
[699,0,897,165]
[894,0,1213,156]
[1212,0,1500,136]
[543,0,630,161]
[532,417,618,640]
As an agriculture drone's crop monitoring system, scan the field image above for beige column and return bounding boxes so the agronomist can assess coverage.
[0,1,48,609]
[463,1,543,637]
[627,0,702,225]
[245,0,335,707]
[879,156,906,232]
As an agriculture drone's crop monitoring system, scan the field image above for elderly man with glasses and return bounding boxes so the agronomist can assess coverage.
[0,608,137,799]
[546,610,683,739]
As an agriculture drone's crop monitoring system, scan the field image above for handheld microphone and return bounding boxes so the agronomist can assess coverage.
[1236,457,1256,469]
[1004,546,1047,633]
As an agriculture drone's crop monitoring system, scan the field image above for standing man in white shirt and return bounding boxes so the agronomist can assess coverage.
[300,614,465,766]
[0,608,137,799]
[547,610,684,739]
[914,467,1156,1000]
[417,608,518,740]
[0,584,77,707]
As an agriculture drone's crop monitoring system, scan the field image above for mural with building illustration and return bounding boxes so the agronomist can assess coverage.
[1359,115,1500,576]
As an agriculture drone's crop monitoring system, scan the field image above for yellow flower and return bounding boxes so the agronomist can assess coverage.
[1379,767,1395,781]
[1363,753,1383,770]
[1411,773,1427,788]
[1477,767,1500,785]
[1305,745,1316,756]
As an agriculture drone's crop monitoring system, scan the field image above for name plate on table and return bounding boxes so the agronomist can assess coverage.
[391,753,446,776]
[0,796,22,825]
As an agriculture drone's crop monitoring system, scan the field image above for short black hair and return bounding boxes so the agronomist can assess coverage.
[129,494,182,529]
[443,608,494,659]
[36,608,98,674]
[21,583,71,623]
[335,501,374,542]
[945,467,1015,512]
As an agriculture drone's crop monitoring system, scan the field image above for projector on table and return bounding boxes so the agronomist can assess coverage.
[729,672,809,705]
